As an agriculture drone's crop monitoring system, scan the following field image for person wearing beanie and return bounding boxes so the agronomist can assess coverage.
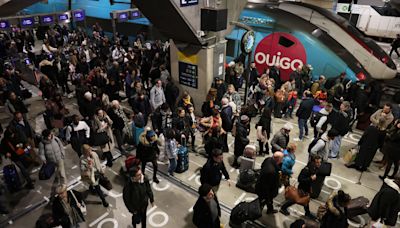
[192,184,221,228]
[123,166,154,228]
[271,123,293,152]
[136,128,160,183]
[232,115,250,168]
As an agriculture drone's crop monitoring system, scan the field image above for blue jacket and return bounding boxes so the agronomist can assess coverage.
[282,150,296,176]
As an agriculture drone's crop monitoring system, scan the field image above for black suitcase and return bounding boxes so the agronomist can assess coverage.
[236,169,259,193]
[317,162,332,176]
[230,198,262,225]
[347,196,369,218]
[310,175,325,199]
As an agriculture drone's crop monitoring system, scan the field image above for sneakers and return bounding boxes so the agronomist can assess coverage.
[293,138,302,142]
[304,135,310,139]
[279,209,290,216]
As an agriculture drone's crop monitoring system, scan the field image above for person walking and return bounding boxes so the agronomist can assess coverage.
[368,176,400,227]
[80,144,109,207]
[150,79,166,111]
[200,149,230,193]
[389,34,400,58]
[137,128,160,184]
[294,91,315,141]
[192,184,221,228]
[320,190,351,228]
[271,123,293,152]
[309,129,338,161]
[39,129,67,185]
[92,109,115,167]
[107,100,130,154]
[280,143,297,187]
[255,152,284,214]
[66,114,90,158]
[329,101,352,159]
[313,103,333,138]
[123,166,155,228]
[220,98,233,152]
[256,108,272,156]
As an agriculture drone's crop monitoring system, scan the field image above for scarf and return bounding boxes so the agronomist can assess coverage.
[114,108,132,138]
[183,96,192,106]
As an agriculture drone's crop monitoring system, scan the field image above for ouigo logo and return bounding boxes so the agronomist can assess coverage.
[254,32,307,81]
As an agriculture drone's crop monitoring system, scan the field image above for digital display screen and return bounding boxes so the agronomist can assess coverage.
[73,10,85,21]
[58,14,69,22]
[40,15,54,24]
[21,17,35,27]
[117,12,128,22]
[0,20,9,29]
[130,10,141,19]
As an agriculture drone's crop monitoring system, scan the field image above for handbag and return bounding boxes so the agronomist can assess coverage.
[284,186,310,206]
[90,131,110,146]
[343,147,358,164]
[39,162,56,180]
[69,190,87,216]
[96,172,113,190]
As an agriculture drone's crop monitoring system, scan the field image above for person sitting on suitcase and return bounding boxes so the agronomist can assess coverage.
[0,126,35,189]
[255,152,284,214]
[200,149,230,194]
[368,175,400,227]
[137,128,160,184]
[280,155,322,219]
[320,190,351,228]
[192,184,221,228]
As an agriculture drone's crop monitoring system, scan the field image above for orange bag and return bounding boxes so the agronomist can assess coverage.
[284,186,310,206]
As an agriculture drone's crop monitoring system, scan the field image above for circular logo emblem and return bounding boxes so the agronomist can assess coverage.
[241,31,255,54]
[254,32,307,81]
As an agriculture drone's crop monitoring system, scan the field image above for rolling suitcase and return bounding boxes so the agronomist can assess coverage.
[175,146,189,173]
[347,196,369,218]
[3,164,22,192]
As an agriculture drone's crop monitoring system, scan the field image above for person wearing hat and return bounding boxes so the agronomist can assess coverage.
[123,166,155,228]
[271,123,293,152]
[192,184,221,228]
[52,184,85,228]
[137,127,160,183]
[232,115,250,168]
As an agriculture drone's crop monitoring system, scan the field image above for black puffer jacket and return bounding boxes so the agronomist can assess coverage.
[136,132,160,162]
[234,122,249,157]
[122,175,154,213]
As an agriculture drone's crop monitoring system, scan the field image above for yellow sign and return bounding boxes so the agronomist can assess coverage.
[178,51,198,64]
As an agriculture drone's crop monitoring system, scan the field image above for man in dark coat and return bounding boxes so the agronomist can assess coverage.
[137,129,160,184]
[200,149,230,193]
[232,115,250,168]
[212,77,227,105]
[192,184,221,228]
[368,176,400,227]
[164,78,180,112]
[255,152,284,214]
[220,97,233,152]
[131,91,151,126]
[123,166,155,228]
[389,33,400,58]
[269,65,281,90]
[294,91,315,141]
[380,119,400,180]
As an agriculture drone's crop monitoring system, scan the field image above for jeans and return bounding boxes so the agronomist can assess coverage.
[298,118,308,139]
[330,135,343,158]
[168,158,177,175]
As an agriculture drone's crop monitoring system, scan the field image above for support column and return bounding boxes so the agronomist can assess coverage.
[169,39,226,115]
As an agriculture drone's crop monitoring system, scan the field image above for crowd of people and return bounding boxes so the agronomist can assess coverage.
[0,21,399,228]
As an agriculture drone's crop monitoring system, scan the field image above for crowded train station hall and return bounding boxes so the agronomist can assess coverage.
[0,0,399,227]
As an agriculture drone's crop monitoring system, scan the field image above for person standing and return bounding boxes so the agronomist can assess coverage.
[271,123,293,152]
[256,108,272,155]
[107,100,130,154]
[137,128,160,184]
[223,84,241,114]
[150,79,166,111]
[232,115,250,168]
[280,155,322,219]
[165,129,178,176]
[39,129,67,185]
[200,149,230,193]
[313,103,333,138]
[370,103,394,149]
[380,119,400,180]
[310,129,338,161]
[220,98,233,152]
[280,143,297,187]
[294,91,315,141]
[92,109,115,167]
[329,101,352,159]
[389,34,400,58]
[368,176,400,227]
[52,185,85,228]
[66,115,90,158]
[192,184,221,228]
[80,144,109,207]
[123,166,155,228]
[255,152,284,214]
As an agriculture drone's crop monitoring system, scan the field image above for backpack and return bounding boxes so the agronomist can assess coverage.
[230,198,262,225]
[308,137,325,153]
[310,111,327,128]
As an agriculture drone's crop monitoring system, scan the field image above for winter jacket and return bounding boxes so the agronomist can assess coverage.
[92,114,115,153]
[271,129,289,152]
[255,157,280,200]
[39,136,65,163]
[282,150,296,176]
[9,119,34,144]
[297,164,318,193]
[370,109,394,131]
[150,86,166,111]
[107,107,128,131]
[310,132,330,161]
[220,105,233,132]
[234,122,249,157]
[52,190,85,228]
[368,178,400,226]
[321,192,349,228]
[383,123,400,162]
[223,91,241,111]
[80,151,103,185]
[296,97,315,120]
[165,138,178,159]
[329,110,351,136]
[200,159,230,187]
[192,195,221,228]
[136,132,160,162]
[123,176,154,213]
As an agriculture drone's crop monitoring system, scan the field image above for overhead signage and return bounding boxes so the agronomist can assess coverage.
[58,14,69,22]
[40,15,54,25]
[21,17,35,27]
[178,62,198,88]
[130,10,141,19]
[73,10,85,21]
[117,12,129,22]
[180,0,198,7]
[0,20,10,29]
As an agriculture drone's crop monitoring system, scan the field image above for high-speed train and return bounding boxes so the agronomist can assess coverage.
[278,2,398,80]
[227,3,369,82]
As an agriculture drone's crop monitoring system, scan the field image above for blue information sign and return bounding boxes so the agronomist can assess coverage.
[130,10,141,19]
[21,17,34,27]
[58,14,69,22]
[117,12,129,22]
[73,10,85,21]
[180,0,198,7]
[0,20,9,29]
[40,15,54,25]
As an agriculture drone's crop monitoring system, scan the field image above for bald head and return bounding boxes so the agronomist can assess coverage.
[273,151,284,164]
[111,100,120,109]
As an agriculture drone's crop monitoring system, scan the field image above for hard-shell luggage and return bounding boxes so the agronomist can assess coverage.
[39,162,56,180]
[230,198,262,225]
[175,146,189,173]
[236,169,259,193]
[347,196,369,218]
[310,175,325,199]
[3,164,22,192]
